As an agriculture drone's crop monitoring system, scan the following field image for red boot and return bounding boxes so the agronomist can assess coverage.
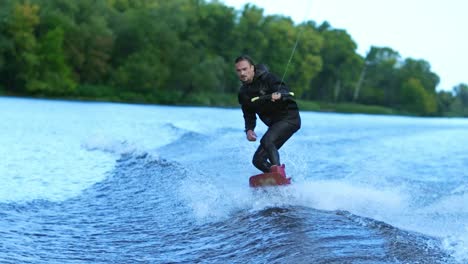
[249,164,291,187]
[270,164,286,178]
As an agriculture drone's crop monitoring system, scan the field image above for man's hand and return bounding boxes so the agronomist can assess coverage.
[246,130,257,141]
[271,92,282,101]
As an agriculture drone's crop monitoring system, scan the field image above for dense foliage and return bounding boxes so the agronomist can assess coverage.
[0,0,466,116]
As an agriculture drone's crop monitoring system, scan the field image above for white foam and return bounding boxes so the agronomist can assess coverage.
[179,176,468,262]
[443,228,468,263]
[422,192,468,214]
[177,175,409,226]
[290,180,408,218]
[81,134,136,155]
[178,178,247,221]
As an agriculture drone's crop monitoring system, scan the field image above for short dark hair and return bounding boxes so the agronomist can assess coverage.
[234,55,255,66]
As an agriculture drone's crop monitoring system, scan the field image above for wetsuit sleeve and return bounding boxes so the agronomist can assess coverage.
[241,104,256,132]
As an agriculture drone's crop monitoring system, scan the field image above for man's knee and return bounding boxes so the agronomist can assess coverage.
[252,151,270,172]
[252,151,264,165]
[252,157,260,169]
[260,136,275,151]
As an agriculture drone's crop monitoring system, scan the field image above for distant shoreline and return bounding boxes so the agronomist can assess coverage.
[0,92,428,117]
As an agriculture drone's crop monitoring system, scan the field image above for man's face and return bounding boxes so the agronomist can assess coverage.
[235,60,255,83]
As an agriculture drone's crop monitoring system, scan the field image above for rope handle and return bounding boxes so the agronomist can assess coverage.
[251,92,295,102]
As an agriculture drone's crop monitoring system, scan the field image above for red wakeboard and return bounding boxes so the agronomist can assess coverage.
[249,172,291,187]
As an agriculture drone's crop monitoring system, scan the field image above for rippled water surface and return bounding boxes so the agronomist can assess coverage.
[1,97,467,263]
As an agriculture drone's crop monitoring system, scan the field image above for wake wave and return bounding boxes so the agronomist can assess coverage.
[0,151,457,263]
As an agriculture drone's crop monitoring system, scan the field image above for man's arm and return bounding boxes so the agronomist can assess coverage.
[241,104,257,141]
[242,104,256,132]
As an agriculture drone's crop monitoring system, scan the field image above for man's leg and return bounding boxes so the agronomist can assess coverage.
[260,121,299,167]
[252,146,271,173]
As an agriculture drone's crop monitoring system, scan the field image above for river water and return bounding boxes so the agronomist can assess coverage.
[1,97,467,263]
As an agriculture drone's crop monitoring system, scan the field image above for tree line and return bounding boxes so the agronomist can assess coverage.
[0,0,466,116]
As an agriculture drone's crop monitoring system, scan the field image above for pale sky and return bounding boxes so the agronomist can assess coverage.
[221,0,467,91]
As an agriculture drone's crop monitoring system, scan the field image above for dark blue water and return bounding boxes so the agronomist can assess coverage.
[1,97,467,263]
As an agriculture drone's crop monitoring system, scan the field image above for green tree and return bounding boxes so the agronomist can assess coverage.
[310,23,360,102]
[360,46,400,106]
[451,83,468,116]
[398,58,439,93]
[107,0,159,12]
[234,4,268,60]
[260,15,296,73]
[436,90,455,116]
[27,27,76,95]
[69,1,113,84]
[5,2,40,93]
[189,55,226,94]
[110,7,171,93]
[38,0,114,84]
[111,1,188,99]
[0,0,15,91]
[112,48,169,94]
[184,1,236,58]
[175,0,236,93]
[395,58,439,114]
[400,78,437,115]
[288,21,323,98]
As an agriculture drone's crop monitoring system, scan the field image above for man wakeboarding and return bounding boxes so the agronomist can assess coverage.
[235,55,301,186]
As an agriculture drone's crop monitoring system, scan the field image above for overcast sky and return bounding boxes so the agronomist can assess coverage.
[221,0,467,91]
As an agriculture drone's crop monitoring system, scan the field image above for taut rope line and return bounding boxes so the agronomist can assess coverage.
[280,27,304,85]
[279,2,313,87]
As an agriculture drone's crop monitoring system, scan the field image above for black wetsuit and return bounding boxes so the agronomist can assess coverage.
[238,64,301,172]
